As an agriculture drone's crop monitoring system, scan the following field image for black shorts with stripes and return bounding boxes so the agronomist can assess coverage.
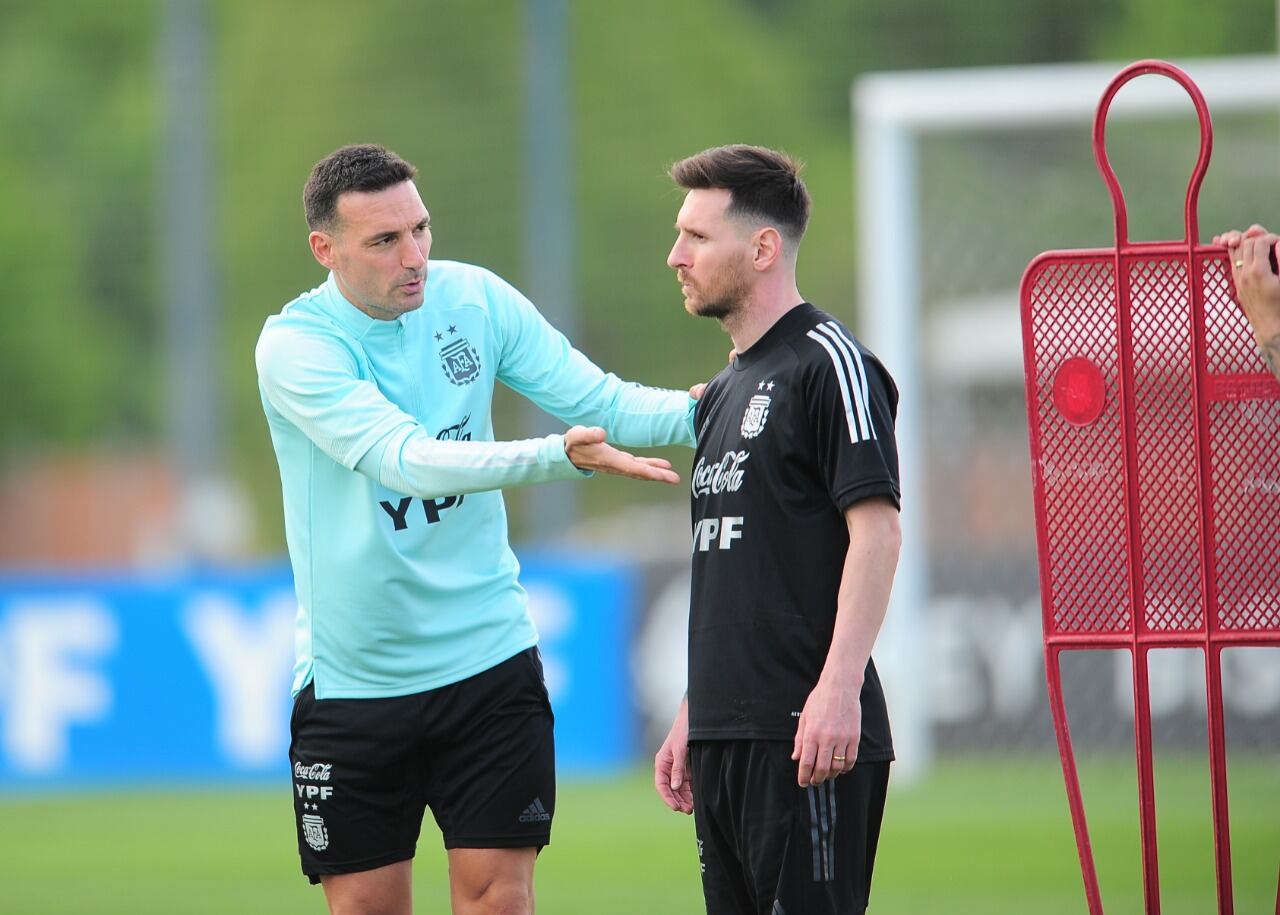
[289,647,556,884]
[689,740,890,915]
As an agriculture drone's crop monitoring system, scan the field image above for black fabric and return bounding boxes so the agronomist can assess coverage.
[289,647,555,883]
[687,302,898,759]
[691,740,890,915]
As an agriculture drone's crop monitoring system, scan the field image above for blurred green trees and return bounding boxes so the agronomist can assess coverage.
[1,0,1274,550]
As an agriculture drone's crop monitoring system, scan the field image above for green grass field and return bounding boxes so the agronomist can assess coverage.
[2,756,1276,914]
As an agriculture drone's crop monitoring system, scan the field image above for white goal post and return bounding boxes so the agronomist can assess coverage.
[852,55,1280,784]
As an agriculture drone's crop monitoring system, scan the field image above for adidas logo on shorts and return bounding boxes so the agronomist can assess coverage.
[518,797,551,823]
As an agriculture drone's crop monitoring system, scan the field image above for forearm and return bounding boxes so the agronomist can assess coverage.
[592,382,697,448]
[819,502,902,687]
[1255,328,1280,383]
[357,426,584,499]
[525,364,697,448]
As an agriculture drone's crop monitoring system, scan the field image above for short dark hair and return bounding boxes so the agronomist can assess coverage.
[669,144,811,244]
[303,144,417,231]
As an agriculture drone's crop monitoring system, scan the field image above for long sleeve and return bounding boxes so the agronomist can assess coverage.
[485,272,697,448]
[256,316,583,500]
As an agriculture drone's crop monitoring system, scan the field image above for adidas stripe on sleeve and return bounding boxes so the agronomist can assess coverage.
[804,319,900,511]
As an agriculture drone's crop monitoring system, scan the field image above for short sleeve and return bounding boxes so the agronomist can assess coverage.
[802,324,901,511]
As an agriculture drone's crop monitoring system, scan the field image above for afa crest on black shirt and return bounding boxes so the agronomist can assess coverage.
[687,303,899,762]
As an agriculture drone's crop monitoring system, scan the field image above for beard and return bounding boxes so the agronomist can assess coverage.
[683,260,751,321]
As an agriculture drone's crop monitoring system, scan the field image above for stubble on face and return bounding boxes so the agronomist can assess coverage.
[326,182,431,320]
[681,252,752,322]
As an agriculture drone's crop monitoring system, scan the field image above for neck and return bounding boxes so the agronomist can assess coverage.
[333,272,396,321]
[724,280,805,354]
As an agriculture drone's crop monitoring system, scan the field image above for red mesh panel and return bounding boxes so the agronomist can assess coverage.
[1204,256,1262,375]
[1127,258,1203,633]
[1028,259,1131,634]
[1199,257,1280,633]
[1209,399,1280,631]
[1025,249,1280,641]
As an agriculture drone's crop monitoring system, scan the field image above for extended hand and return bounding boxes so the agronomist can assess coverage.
[564,426,679,484]
[791,676,862,787]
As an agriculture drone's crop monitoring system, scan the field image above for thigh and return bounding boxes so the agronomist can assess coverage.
[290,684,428,884]
[424,647,557,850]
[771,757,892,915]
[693,742,891,915]
[689,742,756,915]
[320,859,412,915]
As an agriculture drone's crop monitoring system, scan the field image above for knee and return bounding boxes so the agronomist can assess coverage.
[454,877,533,915]
[321,864,412,915]
[328,899,406,915]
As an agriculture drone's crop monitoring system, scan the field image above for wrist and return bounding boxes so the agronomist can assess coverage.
[818,665,865,694]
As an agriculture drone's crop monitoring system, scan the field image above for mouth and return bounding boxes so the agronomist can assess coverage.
[400,277,425,293]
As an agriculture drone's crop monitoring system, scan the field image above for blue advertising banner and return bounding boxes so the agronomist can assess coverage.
[0,554,636,789]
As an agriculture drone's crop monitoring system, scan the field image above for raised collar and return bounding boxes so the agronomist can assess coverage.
[316,272,412,339]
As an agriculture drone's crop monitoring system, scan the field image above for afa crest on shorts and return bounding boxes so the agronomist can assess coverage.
[301,813,329,851]
[740,394,771,439]
[440,337,481,386]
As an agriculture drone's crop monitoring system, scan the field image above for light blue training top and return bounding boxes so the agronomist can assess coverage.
[256,260,695,699]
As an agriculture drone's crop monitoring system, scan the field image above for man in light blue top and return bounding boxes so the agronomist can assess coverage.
[256,144,696,915]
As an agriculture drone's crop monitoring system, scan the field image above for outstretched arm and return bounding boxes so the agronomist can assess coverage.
[488,273,698,448]
[258,322,680,499]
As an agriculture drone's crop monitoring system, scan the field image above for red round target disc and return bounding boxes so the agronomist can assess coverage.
[1052,357,1106,426]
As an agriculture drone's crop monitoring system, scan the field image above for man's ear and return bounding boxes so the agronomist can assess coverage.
[309,230,336,270]
[752,226,784,272]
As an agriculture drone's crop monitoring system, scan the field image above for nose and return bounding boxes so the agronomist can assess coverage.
[667,239,687,270]
[401,234,427,270]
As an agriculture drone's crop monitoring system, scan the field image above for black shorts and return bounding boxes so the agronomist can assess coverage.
[690,740,890,915]
[289,646,556,884]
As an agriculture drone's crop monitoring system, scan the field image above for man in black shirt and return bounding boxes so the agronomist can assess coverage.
[653,145,902,915]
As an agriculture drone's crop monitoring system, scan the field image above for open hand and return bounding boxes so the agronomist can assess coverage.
[564,426,679,484]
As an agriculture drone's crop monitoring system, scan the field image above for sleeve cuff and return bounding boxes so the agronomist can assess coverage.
[543,433,593,479]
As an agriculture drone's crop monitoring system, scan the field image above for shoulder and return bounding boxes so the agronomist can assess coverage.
[786,308,857,365]
[425,260,526,307]
[789,309,897,397]
[256,308,358,380]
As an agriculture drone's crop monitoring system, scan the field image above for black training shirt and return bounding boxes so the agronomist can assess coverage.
[687,303,899,761]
